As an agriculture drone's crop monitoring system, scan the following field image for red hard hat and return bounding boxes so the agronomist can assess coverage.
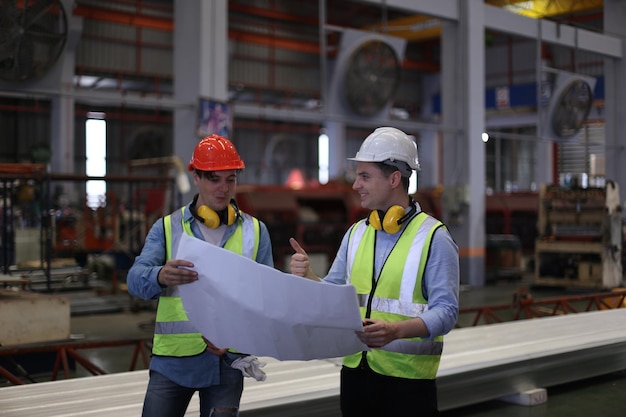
[187,134,245,171]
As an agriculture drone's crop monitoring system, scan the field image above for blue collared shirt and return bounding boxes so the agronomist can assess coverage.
[127,202,274,388]
[323,212,459,340]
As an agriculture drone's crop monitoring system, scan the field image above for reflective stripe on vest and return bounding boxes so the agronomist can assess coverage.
[343,212,444,379]
[152,206,260,357]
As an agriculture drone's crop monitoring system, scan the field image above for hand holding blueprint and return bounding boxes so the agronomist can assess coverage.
[177,233,368,361]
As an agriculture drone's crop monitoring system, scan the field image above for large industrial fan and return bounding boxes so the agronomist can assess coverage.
[543,71,596,141]
[327,28,406,120]
[0,0,68,82]
[343,39,402,117]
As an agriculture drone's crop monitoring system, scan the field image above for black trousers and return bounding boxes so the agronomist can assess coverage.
[340,362,439,417]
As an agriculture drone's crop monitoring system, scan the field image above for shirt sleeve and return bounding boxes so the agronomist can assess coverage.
[126,218,167,300]
[255,220,274,268]
[418,227,460,339]
[322,229,351,285]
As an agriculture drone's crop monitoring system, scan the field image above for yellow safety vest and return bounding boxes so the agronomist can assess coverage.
[343,212,444,379]
[152,206,260,357]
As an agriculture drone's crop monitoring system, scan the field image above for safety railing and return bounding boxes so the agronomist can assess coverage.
[0,338,150,385]
[457,288,626,327]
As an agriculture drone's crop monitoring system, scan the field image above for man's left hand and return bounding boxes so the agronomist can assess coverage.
[356,319,398,348]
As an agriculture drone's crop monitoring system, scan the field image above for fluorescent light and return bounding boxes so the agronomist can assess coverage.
[318,133,329,185]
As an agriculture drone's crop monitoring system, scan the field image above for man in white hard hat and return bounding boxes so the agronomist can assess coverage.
[290,127,459,417]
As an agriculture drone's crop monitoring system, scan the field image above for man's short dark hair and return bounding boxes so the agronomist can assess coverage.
[376,162,411,192]
[194,169,240,180]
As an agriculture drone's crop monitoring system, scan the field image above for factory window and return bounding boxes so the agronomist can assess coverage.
[85,115,107,209]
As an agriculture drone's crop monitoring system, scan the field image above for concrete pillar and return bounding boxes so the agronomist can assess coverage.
[419,73,443,190]
[534,141,553,186]
[173,0,228,202]
[47,7,82,176]
[325,120,346,181]
[416,130,439,190]
[604,1,626,197]
[441,0,486,286]
[45,6,83,204]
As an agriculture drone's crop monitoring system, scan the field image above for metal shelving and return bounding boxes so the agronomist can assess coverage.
[0,163,53,290]
[534,182,623,289]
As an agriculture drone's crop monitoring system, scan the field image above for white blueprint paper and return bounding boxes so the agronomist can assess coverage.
[176,233,368,361]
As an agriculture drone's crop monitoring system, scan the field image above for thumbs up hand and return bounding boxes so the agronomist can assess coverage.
[289,238,320,281]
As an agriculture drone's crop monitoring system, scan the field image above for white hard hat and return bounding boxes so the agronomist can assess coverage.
[348,127,420,176]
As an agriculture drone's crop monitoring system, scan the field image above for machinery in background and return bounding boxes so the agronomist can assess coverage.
[238,182,625,287]
[237,184,474,273]
[52,190,147,263]
[0,160,181,292]
[13,167,623,290]
[485,191,539,256]
[236,183,369,272]
[534,181,622,289]
[236,183,456,273]
[0,163,53,281]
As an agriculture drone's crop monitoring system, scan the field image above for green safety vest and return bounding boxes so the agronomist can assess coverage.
[152,206,260,357]
[343,212,445,379]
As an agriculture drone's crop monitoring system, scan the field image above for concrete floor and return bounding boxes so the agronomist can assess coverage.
[3,278,626,416]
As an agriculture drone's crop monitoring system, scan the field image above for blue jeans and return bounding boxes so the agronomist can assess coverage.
[142,358,244,417]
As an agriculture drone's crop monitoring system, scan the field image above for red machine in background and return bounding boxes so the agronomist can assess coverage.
[485,191,539,255]
[50,179,541,281]
[236,183,369,272]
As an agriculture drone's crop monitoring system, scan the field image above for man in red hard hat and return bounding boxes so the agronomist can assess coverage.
[128,134,274,417]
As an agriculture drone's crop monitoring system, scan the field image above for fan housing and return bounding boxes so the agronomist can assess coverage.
[343,39,402,117]
[0,0,68,82]
[544,72,596,141]
[326,29,406,120]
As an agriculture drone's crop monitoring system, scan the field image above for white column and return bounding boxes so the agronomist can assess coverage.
[441,0,486,286]
[173,0,228,202]
[49,8,83,202]
[325,121,346,181]
[604,2,626,195]
[419,73,442,189]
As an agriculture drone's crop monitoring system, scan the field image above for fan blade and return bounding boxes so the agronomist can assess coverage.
[0,0,19,30]
[15,32,35,80]
[0,0,67,81]
[0,0,20,49]
[22,0,56,31]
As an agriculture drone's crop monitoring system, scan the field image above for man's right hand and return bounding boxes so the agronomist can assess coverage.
[289,237,309,277]
[157,259,198,286]
[289,238,319,281]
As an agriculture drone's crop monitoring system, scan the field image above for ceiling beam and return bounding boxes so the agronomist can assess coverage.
[356,0,621,58]
[484,4,621,58]
[488,0,603,19]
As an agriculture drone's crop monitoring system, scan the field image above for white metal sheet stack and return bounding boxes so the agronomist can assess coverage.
[2,310,626,416]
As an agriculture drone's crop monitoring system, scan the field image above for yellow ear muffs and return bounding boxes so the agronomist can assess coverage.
[367,205,406,234]
[381,205,405,234]
[368,210,385,231]
[196,203,238,229]
[225,203,237,226]
[197,205,221,229]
